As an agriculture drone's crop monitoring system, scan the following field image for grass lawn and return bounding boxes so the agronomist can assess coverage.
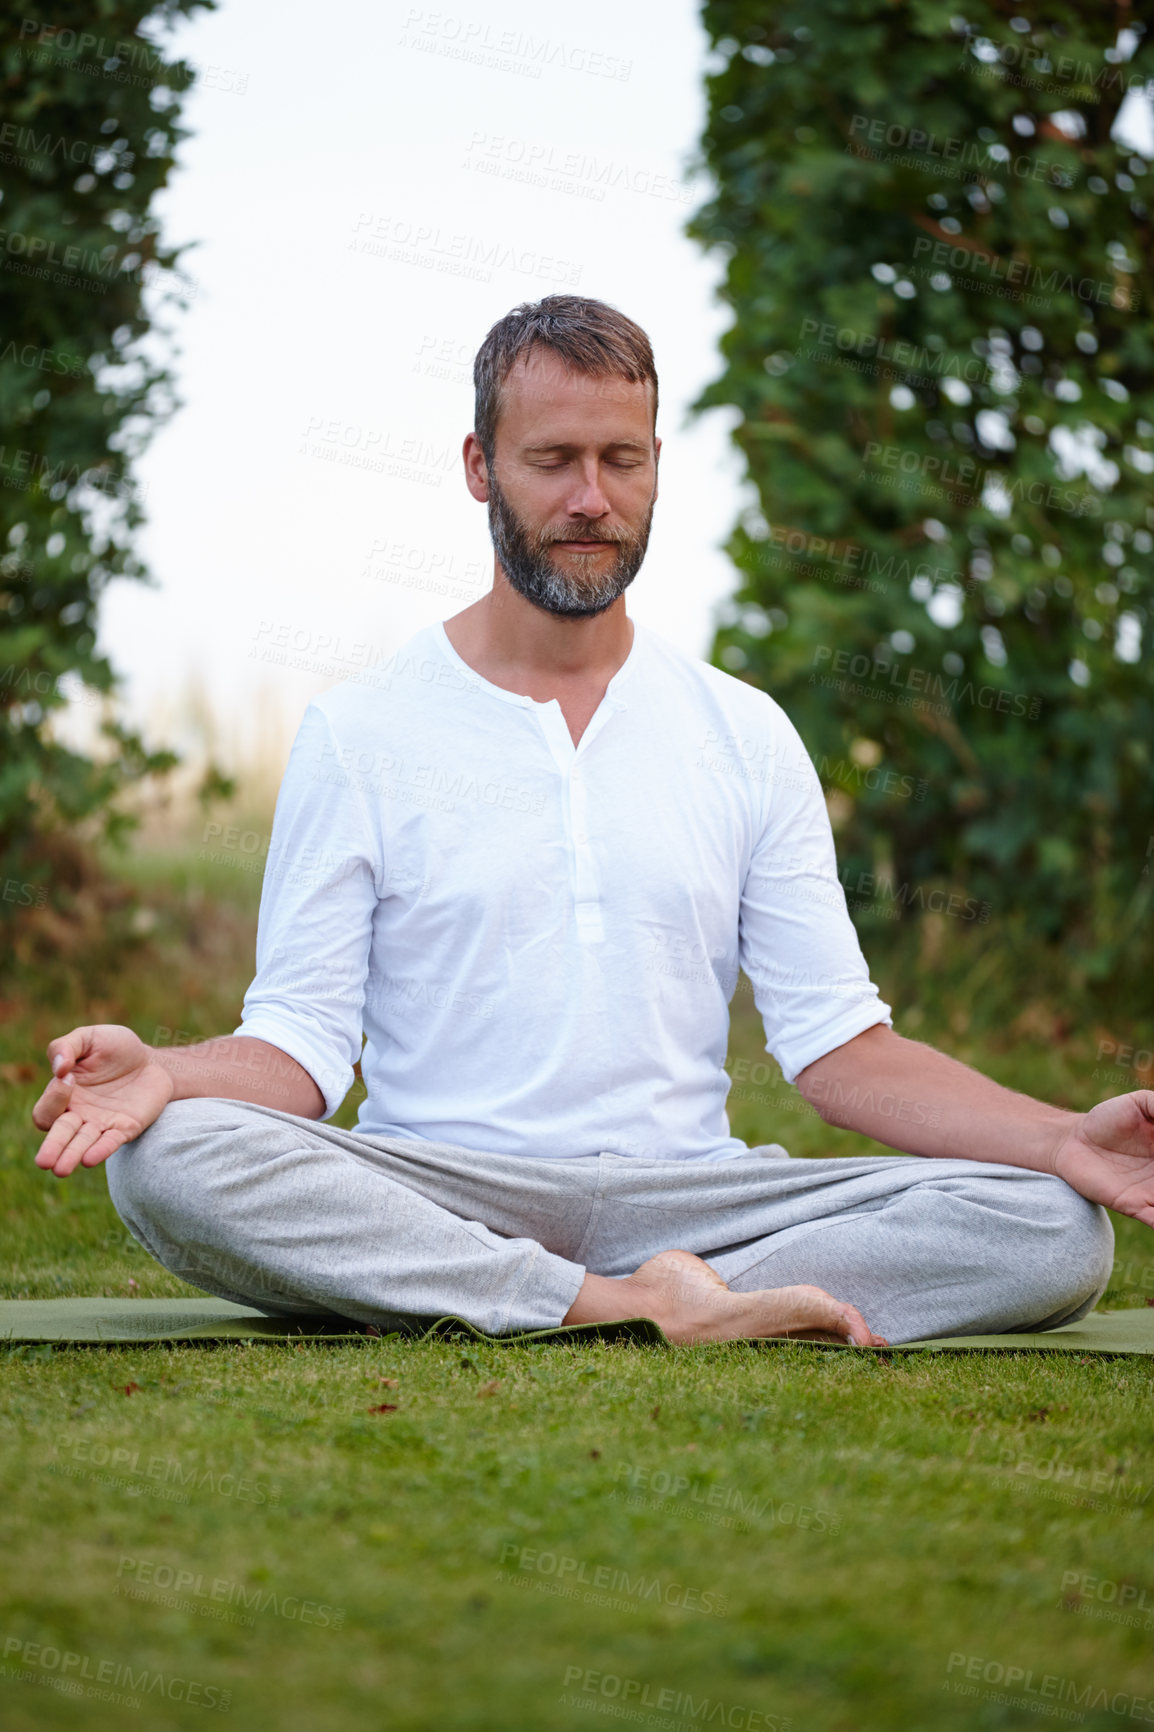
[2,846,1152,1731]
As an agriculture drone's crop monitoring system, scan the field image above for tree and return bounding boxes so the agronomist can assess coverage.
[689,0,1153,980]
[0,0,215,923]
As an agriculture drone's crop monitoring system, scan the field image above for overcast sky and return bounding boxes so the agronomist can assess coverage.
[86,0,747,780]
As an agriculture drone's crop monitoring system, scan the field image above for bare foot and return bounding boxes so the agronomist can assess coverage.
[564,1249,888,1348]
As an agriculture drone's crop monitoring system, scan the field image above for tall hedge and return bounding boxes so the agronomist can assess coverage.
[0,0,213,917]
[690,1,1152,978]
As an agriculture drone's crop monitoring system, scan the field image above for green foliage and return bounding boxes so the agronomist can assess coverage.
[0,0,212,914]
[690,1,1153,978]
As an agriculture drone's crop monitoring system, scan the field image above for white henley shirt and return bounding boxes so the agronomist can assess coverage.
[232,618,892,1160]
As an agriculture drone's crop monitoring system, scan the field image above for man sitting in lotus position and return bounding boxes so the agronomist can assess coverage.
[31,296,1153,1348]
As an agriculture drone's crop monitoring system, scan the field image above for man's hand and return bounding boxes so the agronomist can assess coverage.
[1053,1091,1154,1227]
[32,1025,175,1178]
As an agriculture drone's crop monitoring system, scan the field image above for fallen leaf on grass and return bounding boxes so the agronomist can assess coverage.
[367,1403,398,1415]
[375,1377,399,1388]
[477,1380,501,1397]
[123,1383,140,1396]
[0,1062,37,1083]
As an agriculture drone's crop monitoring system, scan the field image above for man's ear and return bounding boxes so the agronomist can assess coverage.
[652,434,661,504]
[463,431,490,503]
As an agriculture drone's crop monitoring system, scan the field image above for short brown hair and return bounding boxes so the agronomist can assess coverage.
[473,295,658,465]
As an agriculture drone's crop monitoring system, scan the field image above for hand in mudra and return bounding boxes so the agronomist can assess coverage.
[31,1024,175,1177]
[1053,1091,1154,1228]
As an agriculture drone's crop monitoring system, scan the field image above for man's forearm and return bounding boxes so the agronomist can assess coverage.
[795,1024,1077,1174]
[150,1036,326,1119]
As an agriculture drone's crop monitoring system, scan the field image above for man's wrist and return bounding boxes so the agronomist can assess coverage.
[145,1046,186,1103]
[1047,1111,1088,1180]
[1005,1103,1082,1180]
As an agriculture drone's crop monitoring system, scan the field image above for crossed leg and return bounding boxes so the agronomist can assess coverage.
[104,1099,1113,1346]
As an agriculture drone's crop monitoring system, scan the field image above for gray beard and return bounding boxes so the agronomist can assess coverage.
[486,468,654,618]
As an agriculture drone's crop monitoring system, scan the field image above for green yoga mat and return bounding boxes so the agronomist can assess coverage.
[2,1298,1153,1354]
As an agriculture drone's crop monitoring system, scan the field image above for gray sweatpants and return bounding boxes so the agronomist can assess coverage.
[104,1098,1114,1345]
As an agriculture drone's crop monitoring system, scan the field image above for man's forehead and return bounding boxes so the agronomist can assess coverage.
[501,348,653,416]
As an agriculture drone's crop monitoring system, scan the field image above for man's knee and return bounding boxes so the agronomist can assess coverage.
[105,1097,257,1227]
[1013,1174,1114,1316]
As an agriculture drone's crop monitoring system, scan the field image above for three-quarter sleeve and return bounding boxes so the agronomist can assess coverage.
[738,709,892,1085]
[232,701,380,1118]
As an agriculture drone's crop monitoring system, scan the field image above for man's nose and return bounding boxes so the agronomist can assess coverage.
[566,464,611,517]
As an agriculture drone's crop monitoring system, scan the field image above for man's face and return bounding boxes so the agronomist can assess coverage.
[480,349,659,619]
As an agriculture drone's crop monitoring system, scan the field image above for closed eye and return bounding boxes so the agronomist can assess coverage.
[531,459,645,471]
